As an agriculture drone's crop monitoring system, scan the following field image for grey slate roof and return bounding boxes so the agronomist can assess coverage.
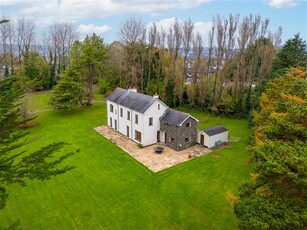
[160,109,197,126]
[203,125,228,136]
[106,88,157,113]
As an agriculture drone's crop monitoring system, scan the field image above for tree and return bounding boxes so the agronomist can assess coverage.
[234,68,307,229]
[16,17,35,65]
[119,17,146,88]
[50,33,108,108]
[272,33,307,75]
[49,68,83,109]
[79,33,108,105]
[48,22,79,76]
[0,76,76,210]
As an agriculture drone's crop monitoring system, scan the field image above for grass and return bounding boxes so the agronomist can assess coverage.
[25,90,52,112]
[0,92,252,229]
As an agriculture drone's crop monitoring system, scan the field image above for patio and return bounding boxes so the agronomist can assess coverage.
[95,126,212,172]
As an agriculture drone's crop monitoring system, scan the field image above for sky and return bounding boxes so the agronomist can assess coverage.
[1,0,306,45]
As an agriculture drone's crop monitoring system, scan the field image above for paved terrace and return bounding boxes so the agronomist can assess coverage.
[95,126,212,173]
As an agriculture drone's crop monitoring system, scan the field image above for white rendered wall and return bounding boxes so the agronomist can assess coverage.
[107,101,119,130]
[142,100,168,146]
[107,99,168,146]
[197,130,228,148]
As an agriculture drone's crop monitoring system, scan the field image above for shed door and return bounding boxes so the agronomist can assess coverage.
[200,134,205,145]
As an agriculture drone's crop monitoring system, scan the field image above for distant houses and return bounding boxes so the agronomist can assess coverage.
[106,88,228,151]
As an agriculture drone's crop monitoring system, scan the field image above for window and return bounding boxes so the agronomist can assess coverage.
[120,108,123,117]
[185,137,191,142]
[110,104,114,113]
[149,117,153,126]
[186,122,191,127]
[135,114,138,124]
[158,104,160,110]
[170,137,175,143]
[135,130,142,142]
[127,111,131,121]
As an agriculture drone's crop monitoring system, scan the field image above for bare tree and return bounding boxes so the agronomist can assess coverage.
[6,20,15,74]
[49,22,79,75]
[211,15,228,104]
[16,17,35,64]
[119,17,146,45]
[156,27,166,92]
[146,22,158,89]
[182,18,194,74]
[118,17,146,89]
[0,18,9,67]
[216,13,239,103]
[187,32,203,106]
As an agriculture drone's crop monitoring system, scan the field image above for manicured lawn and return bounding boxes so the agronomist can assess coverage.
[0,97,252,229]
[25,90,52,111]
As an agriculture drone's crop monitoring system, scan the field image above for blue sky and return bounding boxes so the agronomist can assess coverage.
[1,0,306,45]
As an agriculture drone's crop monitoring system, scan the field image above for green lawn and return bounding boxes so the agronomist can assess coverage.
[0,95,252,229]
[25,90,52,111]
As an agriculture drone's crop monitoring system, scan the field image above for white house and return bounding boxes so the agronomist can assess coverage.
[197,125,228,148]
[106,88,168,146]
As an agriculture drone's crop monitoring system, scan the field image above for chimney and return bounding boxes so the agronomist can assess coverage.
[128,88,137,93]
[153,92,159,99]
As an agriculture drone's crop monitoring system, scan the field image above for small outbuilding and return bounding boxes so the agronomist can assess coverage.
[197,125,228,148]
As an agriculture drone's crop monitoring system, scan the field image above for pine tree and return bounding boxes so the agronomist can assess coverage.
[49,68,83,110]
[272,33,307,75]
[0,77,76,209]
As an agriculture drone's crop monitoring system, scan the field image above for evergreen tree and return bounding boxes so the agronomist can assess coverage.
[50,34,108,109]
[234,68,307,229]
[0,77,76,209]
[49,68,83,110]
[272,33,307,75]
[79,33,108,105]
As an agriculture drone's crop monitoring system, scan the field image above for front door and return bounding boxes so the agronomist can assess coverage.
[127,126,129,137]
[165,133,167,143]
[157,131,160,142]
[115,120,117,130]
[200,134,204,145]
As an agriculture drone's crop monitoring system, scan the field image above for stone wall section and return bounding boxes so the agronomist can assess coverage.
[160,117,197,151]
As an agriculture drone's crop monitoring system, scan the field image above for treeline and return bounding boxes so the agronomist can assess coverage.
[110,15,284,118]
[0,17,78,90]
[0,15,306,117]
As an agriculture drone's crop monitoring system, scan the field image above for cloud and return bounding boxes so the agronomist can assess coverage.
[148,18,179,33]
[0,0,210,43]
[265,0,298,8]
[194,22,212,41]
[78,24,112,39]
[1,0,210,22]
